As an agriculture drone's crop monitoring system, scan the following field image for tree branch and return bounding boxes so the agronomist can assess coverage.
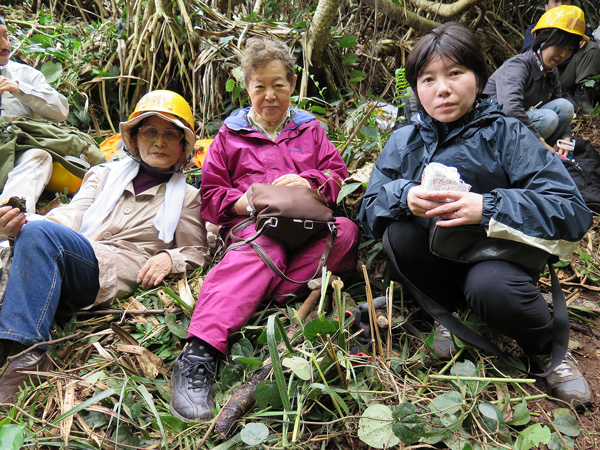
[360,0,441,32]
[409,0,484,18]
[308,0,344,66]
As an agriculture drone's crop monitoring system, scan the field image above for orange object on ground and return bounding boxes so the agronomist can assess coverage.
[99,133,122,161]
[193,139,213,168]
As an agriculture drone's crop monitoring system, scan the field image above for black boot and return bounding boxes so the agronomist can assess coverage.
[170,338,216,422]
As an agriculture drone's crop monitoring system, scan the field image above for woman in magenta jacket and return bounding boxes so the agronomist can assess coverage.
[169,38,360,422]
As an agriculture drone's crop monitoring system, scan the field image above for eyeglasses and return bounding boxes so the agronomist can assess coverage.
[138,126,184,143]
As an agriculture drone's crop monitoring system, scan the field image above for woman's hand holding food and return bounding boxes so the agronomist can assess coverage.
[408,186,483,226]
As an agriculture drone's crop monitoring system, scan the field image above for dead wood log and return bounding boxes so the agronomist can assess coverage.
[212,365,272,437]
[300,0,343,100]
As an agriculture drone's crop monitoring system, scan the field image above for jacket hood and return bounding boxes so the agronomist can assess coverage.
[412,96,506,144]
[223,107,316,132]
[412,96,504,129]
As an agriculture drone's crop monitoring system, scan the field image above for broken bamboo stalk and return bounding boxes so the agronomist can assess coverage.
[75,308,181,317]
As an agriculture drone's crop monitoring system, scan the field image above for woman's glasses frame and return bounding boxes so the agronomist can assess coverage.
[138,126,184,144]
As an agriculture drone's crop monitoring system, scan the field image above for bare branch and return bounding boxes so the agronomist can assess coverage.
[360,0,441,32]
[409,0,484,17]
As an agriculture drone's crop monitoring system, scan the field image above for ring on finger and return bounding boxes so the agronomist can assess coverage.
[454,211,460,219]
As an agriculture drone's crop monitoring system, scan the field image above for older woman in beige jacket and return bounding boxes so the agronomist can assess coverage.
[0,90,209,405]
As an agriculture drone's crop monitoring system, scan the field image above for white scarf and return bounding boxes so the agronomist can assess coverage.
[80,158,186,243]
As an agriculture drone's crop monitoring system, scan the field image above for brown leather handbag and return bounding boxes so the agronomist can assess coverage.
[226,183,337,283]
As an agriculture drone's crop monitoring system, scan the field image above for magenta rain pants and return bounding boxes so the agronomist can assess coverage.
[188,217,360,354]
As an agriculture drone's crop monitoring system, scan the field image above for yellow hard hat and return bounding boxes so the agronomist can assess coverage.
[119,90,196,161]
[46,156,89,195]
[532,5,589,41]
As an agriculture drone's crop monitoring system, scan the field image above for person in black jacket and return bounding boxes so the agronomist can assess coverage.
[359,22,594,409]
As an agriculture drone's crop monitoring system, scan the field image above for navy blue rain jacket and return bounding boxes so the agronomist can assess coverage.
[358,97,592,257]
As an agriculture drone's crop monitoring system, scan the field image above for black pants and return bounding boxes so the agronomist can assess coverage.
[385,218,553,355]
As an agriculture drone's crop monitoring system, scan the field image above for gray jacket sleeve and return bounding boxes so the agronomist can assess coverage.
[489,58,540,138]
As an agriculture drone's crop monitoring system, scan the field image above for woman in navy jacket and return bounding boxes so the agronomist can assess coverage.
[358,22,593,409]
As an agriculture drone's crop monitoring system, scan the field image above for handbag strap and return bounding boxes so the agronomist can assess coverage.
[382,228,568,377]
[224,219,338,284]
[225,218,263,252]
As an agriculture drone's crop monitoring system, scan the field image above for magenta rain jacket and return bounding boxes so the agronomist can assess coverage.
[200,108,348,228]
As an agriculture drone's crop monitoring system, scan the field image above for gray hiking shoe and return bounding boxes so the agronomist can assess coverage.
[432,321,457,360]
[170,350,216,422]
[534,353,594,409]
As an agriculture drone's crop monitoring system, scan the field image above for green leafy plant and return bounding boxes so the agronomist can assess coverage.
[394,68,409,100]
[225,66,248,109]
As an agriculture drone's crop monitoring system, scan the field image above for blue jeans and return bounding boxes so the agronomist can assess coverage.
[526,98,574,146]
[0,221,99,350]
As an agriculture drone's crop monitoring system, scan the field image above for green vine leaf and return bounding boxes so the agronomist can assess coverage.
[41,61,63,84]
[282,356,312,380]
[0,424,25,450]
[506,401,531,426]
[392,403,425,444]
[358,404,400,448]
[547,432,575,450]
[225,78,235,92]
[516,423,551,449]
[240,422,269,446]
[553,413,580,437]
[336,182,363,204]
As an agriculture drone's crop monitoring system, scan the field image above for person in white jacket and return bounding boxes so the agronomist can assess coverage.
[0,15,69,214]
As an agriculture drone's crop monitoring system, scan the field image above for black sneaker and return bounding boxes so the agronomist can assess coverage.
[170,349,216,422]
[534,353,594,409]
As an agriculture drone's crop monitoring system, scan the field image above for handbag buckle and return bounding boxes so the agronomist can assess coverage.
[268,217,278,228]
[304,220,314,230]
